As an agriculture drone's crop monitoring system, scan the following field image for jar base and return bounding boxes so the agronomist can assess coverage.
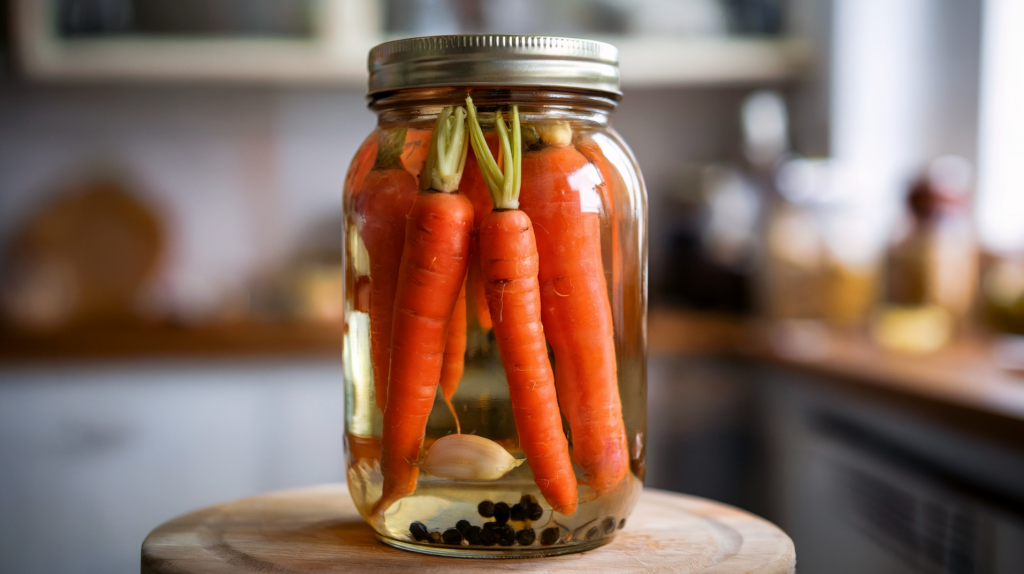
[377,534,615,559]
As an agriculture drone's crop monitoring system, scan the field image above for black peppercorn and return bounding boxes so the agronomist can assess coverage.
[478,500,495,518]
[493,502,511,524]
[527,502,543,520]
[602,517,616,535]
[540,527,560,546]
[497,524,516,546]
[428,531,442,544]
[516,528,536,545]
[618,518,626,530]
[465,525,483,545]
[409,521,429,541]
[442,528,463,545]
[481,522,500,546]
[586,526,599,540]
[510,503,527,521]
[456,519,472,535]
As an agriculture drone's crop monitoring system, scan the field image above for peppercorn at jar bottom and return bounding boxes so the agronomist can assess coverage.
[347,460,641,556]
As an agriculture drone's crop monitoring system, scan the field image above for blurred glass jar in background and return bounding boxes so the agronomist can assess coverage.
[872,156,978,354]
[343,36,647,557]
[984,256,1024,336]
[759,158,880,356]
[984,255,1024,372]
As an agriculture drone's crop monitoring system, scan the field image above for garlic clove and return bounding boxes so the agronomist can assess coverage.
[419,434,524,481]
[536,122,573,147]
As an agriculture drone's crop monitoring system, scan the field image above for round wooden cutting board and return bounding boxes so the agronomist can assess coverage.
[142,484,795,573]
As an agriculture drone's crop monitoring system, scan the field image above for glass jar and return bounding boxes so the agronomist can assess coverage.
[342,35,647,557]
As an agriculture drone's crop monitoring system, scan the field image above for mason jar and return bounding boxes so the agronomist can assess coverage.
[343,35,647,557]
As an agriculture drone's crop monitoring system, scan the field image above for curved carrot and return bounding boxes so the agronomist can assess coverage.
[577,133,646,360]
[518,136,628,494]
[576,133,621,327]
[353,129,419,412]
[481,210,578,513]
[439,278,467,432]
[467,99,578,513]
[376,106,474,516]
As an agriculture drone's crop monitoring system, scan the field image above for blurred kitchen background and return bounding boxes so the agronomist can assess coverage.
[2,0,1024,572]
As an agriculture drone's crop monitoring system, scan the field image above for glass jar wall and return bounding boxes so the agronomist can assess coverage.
[343,36,647,558]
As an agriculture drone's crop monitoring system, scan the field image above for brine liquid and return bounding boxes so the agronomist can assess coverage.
[342,122,647,553]
[344,332,643,551]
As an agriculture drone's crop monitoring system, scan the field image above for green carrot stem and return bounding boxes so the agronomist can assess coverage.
[465,96,522,210]
[421,105,470,193]
[374,127,407,170]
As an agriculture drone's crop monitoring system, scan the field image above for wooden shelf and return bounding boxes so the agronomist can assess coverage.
[16,31,811,88]
[613,36,812,87]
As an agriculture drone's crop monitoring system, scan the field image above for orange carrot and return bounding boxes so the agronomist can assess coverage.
[577,134,646,361]
[402,128,432,178]
[436,130,500,419]
[518,128,629,494]
[345,132,378,201]
[576,133,621,323]
[467,99,578,513]
[376,106,475,516]
[353,129,419,412]
[461,132,499,331]
[467,243,493,330]
[439,278,467,432]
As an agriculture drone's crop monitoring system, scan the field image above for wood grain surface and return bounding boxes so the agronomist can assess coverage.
[141,484,794,573]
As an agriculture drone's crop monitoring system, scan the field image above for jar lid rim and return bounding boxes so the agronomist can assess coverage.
[367,35,621,97]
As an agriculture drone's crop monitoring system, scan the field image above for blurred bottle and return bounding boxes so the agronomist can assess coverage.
[872,156,978,354]
[983,255,1024,335]
[760,159,878,330]
[983,255,1024,372]
[661,90,786,313]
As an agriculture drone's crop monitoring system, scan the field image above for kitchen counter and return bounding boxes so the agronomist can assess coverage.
[649,309,1024,445]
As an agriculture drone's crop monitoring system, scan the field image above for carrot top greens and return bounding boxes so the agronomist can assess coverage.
[466,96,521,210]
[421,105,470,193]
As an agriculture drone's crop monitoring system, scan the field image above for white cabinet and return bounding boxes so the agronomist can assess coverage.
[0,359,345,574]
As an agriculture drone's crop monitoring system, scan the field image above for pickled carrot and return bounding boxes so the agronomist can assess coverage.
[519,140,629,494]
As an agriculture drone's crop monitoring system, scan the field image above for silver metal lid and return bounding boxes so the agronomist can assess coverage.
[367,35,621,97]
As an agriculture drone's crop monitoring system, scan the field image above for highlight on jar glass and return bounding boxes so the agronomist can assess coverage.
[343,35,648,558]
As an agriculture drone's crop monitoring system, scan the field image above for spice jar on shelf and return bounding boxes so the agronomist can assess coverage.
[342,36,647,557]
[872,156,978,353]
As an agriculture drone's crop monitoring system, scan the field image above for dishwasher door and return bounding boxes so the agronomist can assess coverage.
[761,369,1024,574]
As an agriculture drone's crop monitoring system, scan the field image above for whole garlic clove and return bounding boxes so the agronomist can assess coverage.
[419,434,524,481]
[536,122,573,147]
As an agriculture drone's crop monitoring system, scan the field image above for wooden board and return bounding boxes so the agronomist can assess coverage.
[142,484,794,573]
